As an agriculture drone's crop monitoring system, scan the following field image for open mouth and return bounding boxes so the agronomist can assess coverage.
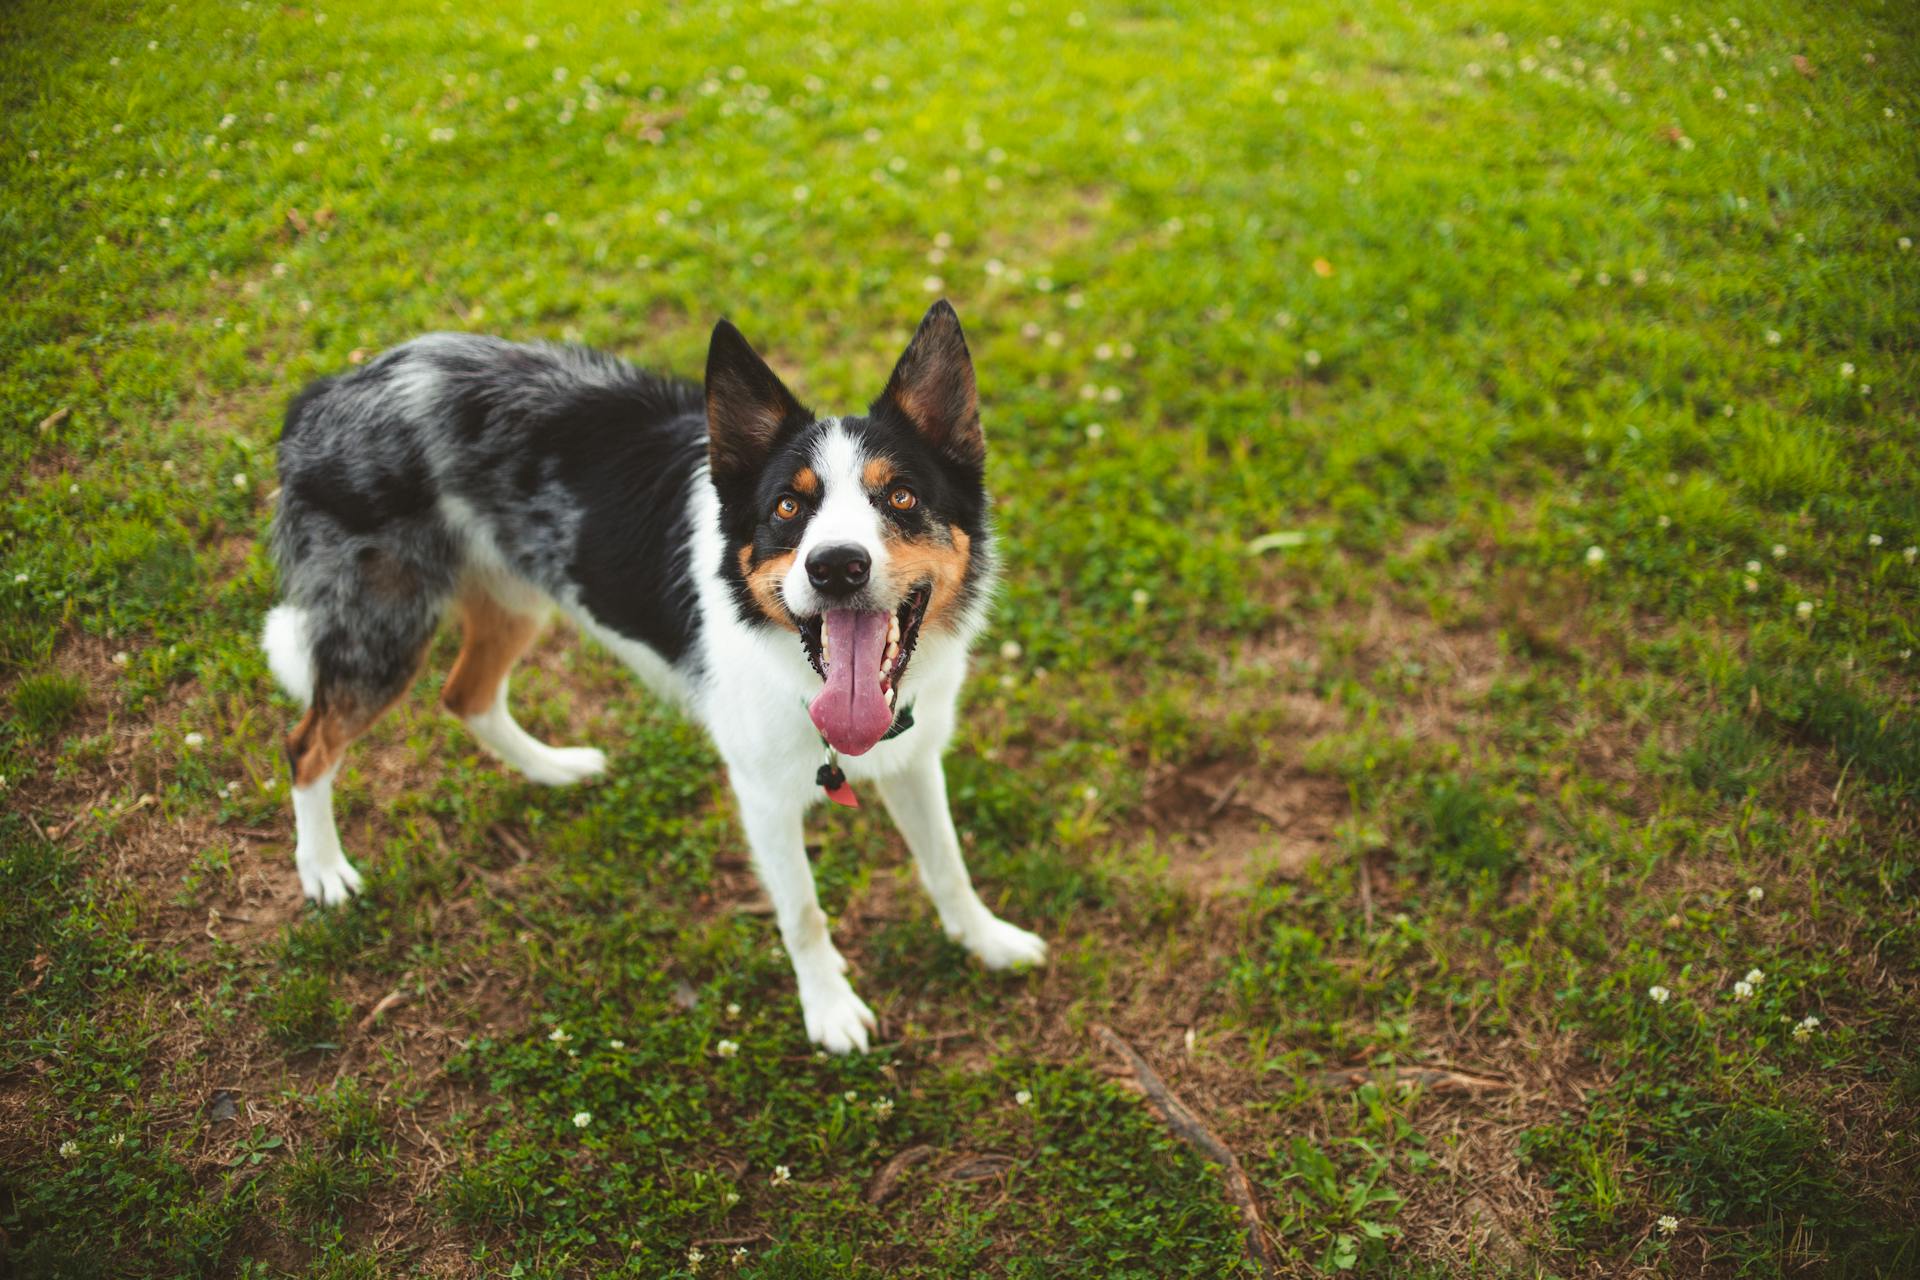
[799,583,930,756]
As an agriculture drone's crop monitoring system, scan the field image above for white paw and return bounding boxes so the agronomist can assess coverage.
[959,915,1048,971]
[799,975,878,1055]
[518,745,607,787]
[298,852,363,906]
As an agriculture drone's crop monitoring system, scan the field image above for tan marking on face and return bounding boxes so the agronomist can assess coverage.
[862,457,896,490]
[441,589,544,718]
[738,544,800,631]
[791,466,819,497]
[882,525,973,632]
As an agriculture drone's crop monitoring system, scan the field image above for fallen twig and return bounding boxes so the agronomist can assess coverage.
[866,1144,935,1204]
[489,823,535,864]
[1202,769,1250,821]
[356,986,410,1034]
[1093,1024,1276,1278]
[1357,853,1375,932]
[1313,1065,1510,1096]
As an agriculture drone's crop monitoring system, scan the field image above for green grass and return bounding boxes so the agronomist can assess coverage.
[3,0,1919,1275]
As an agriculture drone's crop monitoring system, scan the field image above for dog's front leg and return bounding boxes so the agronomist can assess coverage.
[877,752,1048,970]
[733,781,877,1053]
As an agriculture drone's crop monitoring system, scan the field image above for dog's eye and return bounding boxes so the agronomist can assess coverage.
[773,495,801,521]
[888,487,918,512]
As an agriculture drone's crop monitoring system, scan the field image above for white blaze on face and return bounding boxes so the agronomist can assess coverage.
[780,422,890,617]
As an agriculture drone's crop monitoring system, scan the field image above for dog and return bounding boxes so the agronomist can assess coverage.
[260,301,1046,1052]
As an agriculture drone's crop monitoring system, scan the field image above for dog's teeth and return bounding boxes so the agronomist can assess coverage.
[888,615,901,642]
[884,640,899,663]
[885,685,896,707]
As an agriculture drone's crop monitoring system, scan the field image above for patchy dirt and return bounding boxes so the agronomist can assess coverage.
[1144,758,1350,896]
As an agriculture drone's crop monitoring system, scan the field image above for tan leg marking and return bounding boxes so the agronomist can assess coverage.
[440,590,543,719]
[285,678,418,789]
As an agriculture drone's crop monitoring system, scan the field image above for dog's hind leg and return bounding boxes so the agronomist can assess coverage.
[441,586,606,786]
[269,542,448,904]
[283,650,430,905]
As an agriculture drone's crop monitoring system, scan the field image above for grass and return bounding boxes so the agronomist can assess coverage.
[2,0,1918,1275]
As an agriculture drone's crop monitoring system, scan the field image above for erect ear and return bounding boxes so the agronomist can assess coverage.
[705,319,809,488]
[874,300,983,469]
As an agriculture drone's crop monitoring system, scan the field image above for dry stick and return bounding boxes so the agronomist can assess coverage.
[1202,768,1250,821]
[1313,1066,1510,1096]
[1357,853,1375,932]
[1092,1024,1277,1279]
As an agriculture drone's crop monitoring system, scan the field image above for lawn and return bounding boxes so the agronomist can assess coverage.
[3,0,1918,1275]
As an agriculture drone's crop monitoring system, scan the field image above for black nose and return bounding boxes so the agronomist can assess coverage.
[806,543,870,597]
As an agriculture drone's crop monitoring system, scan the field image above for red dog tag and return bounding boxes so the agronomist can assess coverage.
[816,758,859,808]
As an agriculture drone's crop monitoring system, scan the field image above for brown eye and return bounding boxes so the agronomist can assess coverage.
[888,487,918,511]
[773,495,801,520]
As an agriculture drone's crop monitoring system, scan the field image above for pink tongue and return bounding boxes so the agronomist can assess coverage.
[809,609,895,756]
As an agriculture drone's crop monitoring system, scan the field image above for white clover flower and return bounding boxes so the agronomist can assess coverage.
[572,1110,592,1128]
[1657,1214,1679,1236]
[1733,980,1754,1000]
[1868,533,1883,547]
[1303,349,1322,367]
[771,1164,792,1185]
[1745,560,1762,575]
[1657,514,1672,530]
[108,1132,126,1149]
[724,1188,741,1206]
[1014,1088,1032,1106]
[1796,600,1814,620]
[710,1037,739,1059]
[112,651,130,666]
[1791,1014,1820,1041]
[1905,546,1917,564]
[59,1140,80,1158]
[608,1039,624,1049]
[731,1247,748,1265]
[1840,362,1855,379]
[12,572,25,584]
[1130,588,1150,607]
[183,732,205,748]
[999,639,1023,661]
[873,1096,894,1120]
[1585,545,1606,567]
[1743,576,1758,593]
[1085,422,1105,441]
[232,472,249,490]
[1747,886,1764,904]
[548,1027,572,1044]
[725,1001,741,1019]
[686,1246,704,1273]
[1771,543,1786,559]
[1764,329,1781,345]
[922,275,944,293]
[1648,985,1671,1005]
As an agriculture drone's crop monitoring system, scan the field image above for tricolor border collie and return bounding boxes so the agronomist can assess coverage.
[261,302,1045,1053]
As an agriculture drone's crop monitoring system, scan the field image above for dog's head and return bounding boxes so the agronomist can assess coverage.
[707,301,991,756]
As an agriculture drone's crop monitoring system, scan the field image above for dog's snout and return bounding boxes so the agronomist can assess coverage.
[806,543,870,597]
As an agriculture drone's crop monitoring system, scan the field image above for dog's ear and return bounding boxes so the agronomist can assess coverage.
[875,300,983,469]
[706,319,808,488]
